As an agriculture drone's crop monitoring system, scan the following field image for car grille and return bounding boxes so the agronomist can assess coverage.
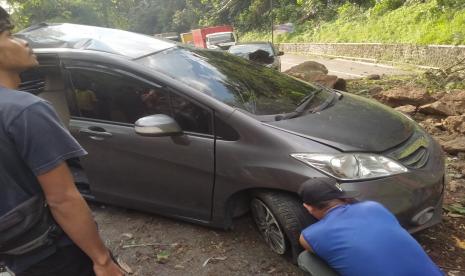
[385,129,430,169]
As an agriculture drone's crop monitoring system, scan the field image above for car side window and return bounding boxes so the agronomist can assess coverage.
[68,69,170,124]
[170,92,213,135]
[67,68,213,135]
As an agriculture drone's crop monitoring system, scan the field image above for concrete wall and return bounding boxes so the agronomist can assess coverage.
[278,43,465,68]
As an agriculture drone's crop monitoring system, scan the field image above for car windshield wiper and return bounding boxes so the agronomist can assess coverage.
[311,90,340,113]
[279,88,324,120]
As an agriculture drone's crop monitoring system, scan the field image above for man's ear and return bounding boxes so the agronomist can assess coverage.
[303,203,313,213]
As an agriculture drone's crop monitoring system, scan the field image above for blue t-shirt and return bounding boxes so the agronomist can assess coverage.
[0,87,87,273]
[302,201,443,276]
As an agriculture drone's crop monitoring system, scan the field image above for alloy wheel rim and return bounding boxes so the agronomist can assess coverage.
[251,198,287,255]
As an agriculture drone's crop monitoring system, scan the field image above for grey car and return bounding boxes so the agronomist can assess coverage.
[228,42,283,71]
[17,23,445,261]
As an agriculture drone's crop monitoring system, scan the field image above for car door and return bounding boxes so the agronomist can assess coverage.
[64,64,215,221]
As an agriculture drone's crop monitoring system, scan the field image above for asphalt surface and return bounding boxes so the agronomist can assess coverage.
[281,53,409,79]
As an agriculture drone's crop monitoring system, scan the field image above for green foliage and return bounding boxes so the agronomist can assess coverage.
[243,0,465,45]
[372,0,405,16]
[5,0,465,45]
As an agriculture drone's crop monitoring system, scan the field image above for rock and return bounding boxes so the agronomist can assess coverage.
[442,115,465,134]
[419,117,445,135]
[366,74,381,80]
[395,105,417,116]
[439,90,465,115]
[368,86,383,95]
[449,180,460,192]
[372,87,434,107]
[419,101,455,116]
[431,92,446,101]
[440,137,465,154]
[310,74,347,91]
[288,72,347,91]
[284,61,328,75]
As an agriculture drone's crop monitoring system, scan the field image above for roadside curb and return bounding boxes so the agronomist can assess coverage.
[282,51,433,72]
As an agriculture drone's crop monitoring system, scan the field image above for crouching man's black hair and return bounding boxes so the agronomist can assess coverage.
[0,6,14,33]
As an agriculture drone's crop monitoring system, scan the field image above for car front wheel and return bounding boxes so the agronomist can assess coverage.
[250,191,316,262]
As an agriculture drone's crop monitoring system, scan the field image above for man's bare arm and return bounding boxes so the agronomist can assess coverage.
[300,234,315,253]
[37,162,123,275]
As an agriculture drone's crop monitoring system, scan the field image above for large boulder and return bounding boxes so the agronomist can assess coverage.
[287,71,347,91]
[284,61,328,75]
[372,87,433,107]
[418,101,455,116]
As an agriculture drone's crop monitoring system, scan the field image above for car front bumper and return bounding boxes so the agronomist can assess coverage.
[341,138,445,232]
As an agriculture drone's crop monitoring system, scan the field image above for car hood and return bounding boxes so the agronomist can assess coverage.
[268,93,414,152]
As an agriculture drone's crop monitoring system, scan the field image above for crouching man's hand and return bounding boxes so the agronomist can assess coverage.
[93,252,125,276]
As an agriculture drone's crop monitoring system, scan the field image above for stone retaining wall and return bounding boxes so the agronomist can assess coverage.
[278,43,465,68]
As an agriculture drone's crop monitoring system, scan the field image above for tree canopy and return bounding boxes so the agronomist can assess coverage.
[4,0,465,44]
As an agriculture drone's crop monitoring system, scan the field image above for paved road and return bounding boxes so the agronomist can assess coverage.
[281,53,409,79]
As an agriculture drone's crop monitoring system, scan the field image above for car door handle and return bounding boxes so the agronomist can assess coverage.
[79,128,113,140]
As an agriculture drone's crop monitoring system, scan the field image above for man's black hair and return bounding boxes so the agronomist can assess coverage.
[0,6,14,33]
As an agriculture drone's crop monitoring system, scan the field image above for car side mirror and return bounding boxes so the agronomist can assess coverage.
[135,114,182,137]
[278,51,284,56]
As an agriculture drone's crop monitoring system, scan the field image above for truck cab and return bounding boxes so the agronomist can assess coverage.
[206,31,237,50]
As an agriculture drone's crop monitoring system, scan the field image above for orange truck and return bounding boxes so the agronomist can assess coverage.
[191,25,237,50]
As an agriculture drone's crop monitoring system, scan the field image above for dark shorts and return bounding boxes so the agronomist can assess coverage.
[297,251,339,276]
[17,244,94,276]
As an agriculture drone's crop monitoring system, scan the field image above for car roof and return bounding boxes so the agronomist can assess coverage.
[15,23,175,59]
[234,41,272,45]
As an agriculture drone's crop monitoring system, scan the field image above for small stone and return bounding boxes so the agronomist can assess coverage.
[395,105,417,116]
[366,74,381,80]
[121,233,133,240]
[440,137,465,154]
[443,115,465,134]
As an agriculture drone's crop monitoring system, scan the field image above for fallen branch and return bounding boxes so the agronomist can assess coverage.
[202,256,227,267]
[121,243,169,249]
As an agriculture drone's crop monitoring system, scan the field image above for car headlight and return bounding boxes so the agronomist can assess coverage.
[291,153,408,181]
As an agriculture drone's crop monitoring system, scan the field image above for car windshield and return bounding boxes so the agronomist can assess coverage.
[136,47,332,116]
[229,44,274,56]
[207,33,234,44]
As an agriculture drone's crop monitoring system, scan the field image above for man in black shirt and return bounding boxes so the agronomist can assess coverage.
[0,7,123,276]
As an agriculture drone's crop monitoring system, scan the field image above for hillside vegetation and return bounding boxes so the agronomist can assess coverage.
[5,0,465,45]
[242,0,465,45]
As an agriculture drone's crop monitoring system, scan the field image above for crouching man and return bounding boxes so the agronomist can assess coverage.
[298,178,443,276]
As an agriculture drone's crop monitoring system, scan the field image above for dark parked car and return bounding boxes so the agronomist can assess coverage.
[16,23,445,261]
[228,42,283,71]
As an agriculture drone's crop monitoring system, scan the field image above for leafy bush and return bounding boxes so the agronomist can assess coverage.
[372,0,406,16]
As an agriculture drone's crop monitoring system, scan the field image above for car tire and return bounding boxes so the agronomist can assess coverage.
[250,191,316,263]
